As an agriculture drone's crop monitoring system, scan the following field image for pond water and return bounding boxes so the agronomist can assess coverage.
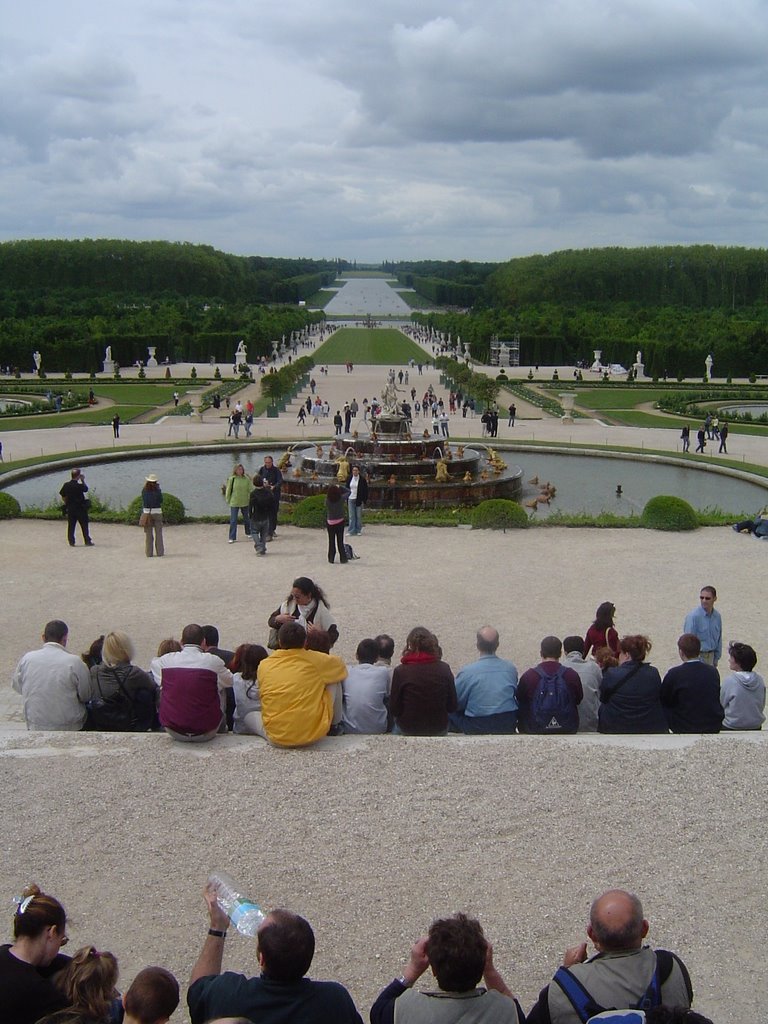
[718,404,768,417]
[5,448,767,517]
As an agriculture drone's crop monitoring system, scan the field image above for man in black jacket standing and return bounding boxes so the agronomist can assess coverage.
[256,455,283,540]
[59,468,93,547]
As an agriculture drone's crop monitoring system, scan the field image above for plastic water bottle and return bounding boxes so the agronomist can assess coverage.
[208,871,266,937]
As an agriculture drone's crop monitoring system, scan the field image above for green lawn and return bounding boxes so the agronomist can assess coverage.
[396,290,433,310]
[313,328,430,364]
[573,388,667,410]
[305,290,339,308]
[0,383,203,431]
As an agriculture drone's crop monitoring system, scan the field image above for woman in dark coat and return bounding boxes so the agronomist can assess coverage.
[82,630,158,732]
[599,634,669,734]
[390,627,457,735]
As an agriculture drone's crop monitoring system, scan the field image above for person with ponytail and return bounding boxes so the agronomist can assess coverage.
[0,883,70,1024]
[37,945,120,1024]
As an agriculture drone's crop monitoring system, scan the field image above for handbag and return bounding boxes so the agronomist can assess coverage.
[85,668,136,731]
[139,512,151,527]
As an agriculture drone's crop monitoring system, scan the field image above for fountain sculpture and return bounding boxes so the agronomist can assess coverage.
[280,380,522,509]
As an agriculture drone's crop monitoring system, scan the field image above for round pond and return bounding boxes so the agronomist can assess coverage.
[4,447,767,517]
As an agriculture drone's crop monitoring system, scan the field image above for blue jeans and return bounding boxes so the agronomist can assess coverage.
[449,711,518,735]
[348,500,362,535]
[252,517,269,553]
[229,505,250,540]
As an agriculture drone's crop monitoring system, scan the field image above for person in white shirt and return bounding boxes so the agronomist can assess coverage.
[563,635,603,732]
[12,620,90,730]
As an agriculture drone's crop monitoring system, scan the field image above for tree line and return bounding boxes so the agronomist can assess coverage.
[0,240,334,372]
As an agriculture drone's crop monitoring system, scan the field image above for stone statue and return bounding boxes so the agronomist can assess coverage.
[105,346,112,363]
[381,377,402,414]
[32,351,42,372]
[235,339,247,365]
[705,353,713,380]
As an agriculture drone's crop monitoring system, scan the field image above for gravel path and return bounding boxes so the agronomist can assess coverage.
[1,518,766,1023]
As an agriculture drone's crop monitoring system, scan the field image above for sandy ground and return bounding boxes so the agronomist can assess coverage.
[1,518,766,1024]
[1,339,767,1023]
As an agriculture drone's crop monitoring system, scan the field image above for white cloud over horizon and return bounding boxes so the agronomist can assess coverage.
[2,0,768,262]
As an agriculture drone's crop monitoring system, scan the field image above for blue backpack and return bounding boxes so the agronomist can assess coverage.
[530,665,579,733]
[553,951,671,1023]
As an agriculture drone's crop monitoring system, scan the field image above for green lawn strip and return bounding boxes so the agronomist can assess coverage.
[0,404,160,431]
[395,291,433,309]
[599,410,768,434]
[338,271,393,278]
[313,328,430,364]
[574,388,668,410]
[305,290,339,308]
[88,384,181,404]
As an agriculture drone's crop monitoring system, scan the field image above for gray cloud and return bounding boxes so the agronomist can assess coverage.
[2,0,768,261]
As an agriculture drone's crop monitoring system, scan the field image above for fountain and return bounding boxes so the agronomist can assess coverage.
[279,399,523,508]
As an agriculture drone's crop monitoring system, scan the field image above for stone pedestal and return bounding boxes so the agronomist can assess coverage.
[103,359,115,375]
[559,392,577,424]
[146,347,158,368]
[188,392,204,422]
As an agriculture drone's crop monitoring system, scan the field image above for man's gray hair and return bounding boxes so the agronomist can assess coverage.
[476,626,500,654]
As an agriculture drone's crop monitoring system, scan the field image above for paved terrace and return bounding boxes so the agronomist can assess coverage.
[0,333,765,1024]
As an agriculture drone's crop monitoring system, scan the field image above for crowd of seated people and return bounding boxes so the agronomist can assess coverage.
[2,881,718,1024]
[11,580,765,743]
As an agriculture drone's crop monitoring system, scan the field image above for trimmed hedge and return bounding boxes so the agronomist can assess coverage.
[125,493,186,525]
[0,492,21,518]
[292,494,327,528]
[470,499,529,530]
[641,495,699,531]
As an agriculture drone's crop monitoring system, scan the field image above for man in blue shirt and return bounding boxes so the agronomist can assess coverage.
[682,585,722,667]
[449,626,519,734]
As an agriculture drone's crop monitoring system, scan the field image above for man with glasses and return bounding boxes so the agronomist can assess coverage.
[683,586,722,668]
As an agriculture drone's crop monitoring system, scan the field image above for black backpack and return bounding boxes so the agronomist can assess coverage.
[85,668,156,732]
[530,664,578,733]
[343,543,360,561]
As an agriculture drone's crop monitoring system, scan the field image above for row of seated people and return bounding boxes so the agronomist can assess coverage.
[11,616,764,744]
[3,881,715,1024]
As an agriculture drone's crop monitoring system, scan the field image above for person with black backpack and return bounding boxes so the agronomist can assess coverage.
[516,635,582,734]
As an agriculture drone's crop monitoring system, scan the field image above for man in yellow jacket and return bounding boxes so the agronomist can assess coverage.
[255,621,347,747]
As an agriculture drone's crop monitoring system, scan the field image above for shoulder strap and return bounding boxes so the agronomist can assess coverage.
[601,662,642,702]
[107,666,133,702]
[536,664,565,683]
[553,967,602,1023]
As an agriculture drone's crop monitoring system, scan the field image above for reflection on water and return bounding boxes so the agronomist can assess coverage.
[5,449,767,517]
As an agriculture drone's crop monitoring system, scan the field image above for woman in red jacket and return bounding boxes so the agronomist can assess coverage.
[390,627,457,735]
[584,601,620,660]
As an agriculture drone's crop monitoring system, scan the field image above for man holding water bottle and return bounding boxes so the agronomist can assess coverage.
[187,882,363,1024]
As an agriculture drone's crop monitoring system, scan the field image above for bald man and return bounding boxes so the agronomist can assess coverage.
[526,889,693,1023]
[449,626,519,734]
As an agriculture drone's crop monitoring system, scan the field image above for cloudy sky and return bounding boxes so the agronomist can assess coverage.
[3,0,768,263]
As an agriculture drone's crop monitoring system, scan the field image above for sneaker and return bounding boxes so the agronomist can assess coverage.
[85,540,94,546]
[228,539,235,544]
[732,525,740,532]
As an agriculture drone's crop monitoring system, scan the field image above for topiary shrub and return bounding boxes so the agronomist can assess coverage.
[642,495,698,531]
[470,499,529,530]
[125,492,186,525]
[0,492,21,519]
[291,494,327,528]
